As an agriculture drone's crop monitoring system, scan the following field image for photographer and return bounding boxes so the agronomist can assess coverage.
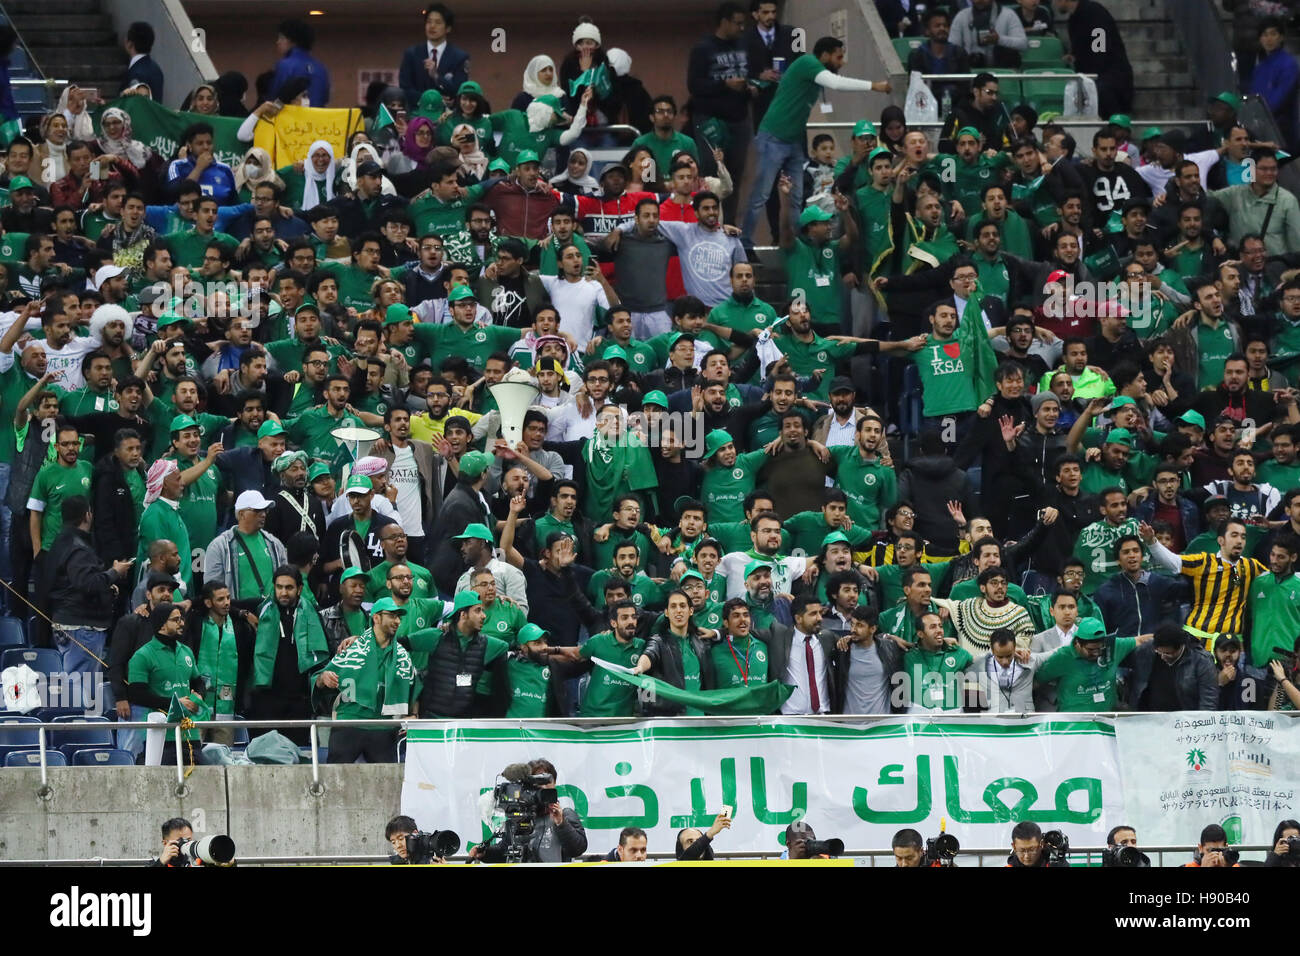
[782,821,842,860]
[1182,824,1241,867]
[153,817,197,867]
[675,812,732,861]
[385,814,452,865]
[1006,821,1069,868]
[472,758,587,863]
[1265,819,1300,867]
[1101,824,1150,867]
[892,829,925,867]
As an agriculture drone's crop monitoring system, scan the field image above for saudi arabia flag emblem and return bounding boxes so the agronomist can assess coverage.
[1186,748,1207,771]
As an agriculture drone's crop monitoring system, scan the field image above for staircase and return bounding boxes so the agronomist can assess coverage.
[4,0,128,97]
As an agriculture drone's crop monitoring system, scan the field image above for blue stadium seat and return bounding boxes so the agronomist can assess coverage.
[229,722,250,748]
[50,716,114,760]
[0,617,26,649]
[0,715,40,762]
[5,749,65,767]
[32,707,82,722]
[71,748,135,767]
[1,646,60,675]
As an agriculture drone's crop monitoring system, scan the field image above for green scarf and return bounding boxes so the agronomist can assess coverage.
[904,217,959,273]
[582,430,659,523]
[591,658,792,716]
[322,628,416,717]
[252,598,331,690]
[196,615,239,716]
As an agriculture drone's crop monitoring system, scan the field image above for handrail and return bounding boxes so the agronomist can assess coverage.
[807,119,1206,130]
[919,73,1096,80]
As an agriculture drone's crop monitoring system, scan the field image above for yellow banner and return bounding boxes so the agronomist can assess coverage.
[252,104,364,168]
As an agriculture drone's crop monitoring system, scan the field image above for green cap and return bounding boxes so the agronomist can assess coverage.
[457,80,485,98]
[344,475,373,494]
[488,158,511,175]
[1213,91,1242,110]
[257,419,285,439]
[157,311,191,330]
[798,205,833,227]
[1107,395,1136,412]
[453,522,493,542]
[294,302,320,316]
[371,596,408,617]
[866,146,893,165]
[534,94,563,114]
[7,175,33,191]
[642,389,669,408]
[1177,409,1206,430]
[518,622,550,645]
[955,126,982,142]
[339,566,367,584]
[514,149,540,166]
[1140,126,1163,142]
[307,462,332,482]
[743,559,774,580]
[1104,427,1134,447]
[679,569,706,585]
[1074,617,1108,643]
[1106,113,1132,129]
[668,332,696,350]
[446,590,484,617]
[169,413,199,434]
[703,428,734,460]
[458,450,492,479]
[448,284,477,303]
[601,343,630,363]
[383,303,415,326]
[821,530,852,548]
[852,120,877,138]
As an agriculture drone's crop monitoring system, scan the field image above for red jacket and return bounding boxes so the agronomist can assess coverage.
[50,171,126,210]
[482,178,563,240]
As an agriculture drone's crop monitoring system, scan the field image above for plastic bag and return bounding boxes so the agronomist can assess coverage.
[904,71,939,126]
[2,664,41,713]
[245,730,302,764]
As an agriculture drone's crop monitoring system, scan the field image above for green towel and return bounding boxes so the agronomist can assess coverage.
[592,658,794,716]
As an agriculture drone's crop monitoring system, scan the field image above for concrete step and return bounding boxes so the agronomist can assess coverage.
[21,30,117,47]
[11,14,111,31]
[26,47,127,69]
[5,0,99,12]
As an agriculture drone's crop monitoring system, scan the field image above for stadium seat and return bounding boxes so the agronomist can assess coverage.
[1021,35,1064,68]
[988,68,1023,107]
[229,722,250,748]
[32,707,82,722]
[892,37,923,63]
[1020,69,1069,114]
[5,749,65,768]
[50,716,115,760]
[71,748,135,767]
[1,646,60,676]
[0,715,40,762]
[0,616,26,649]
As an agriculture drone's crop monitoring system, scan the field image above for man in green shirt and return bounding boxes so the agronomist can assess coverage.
[588,541,668,612]
[534,479,584,561]
[631,95,698,179]
[709,262,779,334]
[911,300,983,419]
[408,166,495,237]
[699,428,770,523]
[60,351,118,421]
[127,602,203,750]
[27,422,93,555]
[265,303,347,376]
[1034,617,1153,711]
[202,490,287,605]
[900,611,974,712]
[1074,488,1142,594]
[163,196,237,269]
[785,489,873,557]
[412,285,521,369]
[366,525,435,601]
[878,566,955,642]
[323,234,386,312]
[471,566,528,647]
[1258,424,1300,490]
[709,598,770,688]
[502,622,568,718]
[828,414,897,530]
[570,600,646,717]
[779,197,854,338]
[166,414,223,571]
[407,590,511,717]
[1247,539,1300,668]
[284,374,364,469]
[137,458,193,594]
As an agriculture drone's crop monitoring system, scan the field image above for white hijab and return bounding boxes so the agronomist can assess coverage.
[301,139,336,212]
[342,141,397,195]
[522,55,563,99]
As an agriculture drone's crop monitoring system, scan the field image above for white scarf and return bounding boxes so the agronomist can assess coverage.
[301,139,337,212]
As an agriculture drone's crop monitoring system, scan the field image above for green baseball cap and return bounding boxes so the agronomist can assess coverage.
[344,475,373,495]
[457,80,485,98]
[1074,617,1108,643]
[307,462,332,482]
[601,343,630,363]
[169,413,199,434]
[866,146,892,165]
[703,428,734,460]
[371,596,408,617]
[446,590,484,617]
[157,311,191,330]
[744,559,774,580]
[518,622,550,644]
[1177,410,1207,430]
[1212,91,1242,110]
[458,450,492,479]
[679,569,706,586]
[384,303,415,326]
[1106,113,1132,129]
[642,389,669,409]
[489,158,511,175]
[1107,395,1136,412]
[453,522,493,542]
[294,302,320,316]
[798,205,833,227]
[955,126,982,142]
[257,419,285,439]
[668,332,696,350]
[1140,126,1163,142]
[339,566,367,584]
[514,149,541,166]
[7,175,33,191]
[852,120,877,138]
[821,530,852,548]
[448,284,477,303]
[1104,427,1134,447]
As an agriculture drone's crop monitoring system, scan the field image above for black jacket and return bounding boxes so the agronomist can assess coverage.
[429,481,493,594]
[91,453,146,562]
[1126,639,1219,711]
[687,33,750,123]
[107,610,154,700]
[639,625,716,716]
[123,54,165,101]
[1094,571,1185,638]
[743,22,798,124]
[764,623,841,712]
[898,455,974,554]
[263,485,328,547]
[182,608,257,714]
[46,527,126,629]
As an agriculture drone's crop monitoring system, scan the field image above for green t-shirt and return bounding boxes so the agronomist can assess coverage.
[505,656,552,718]
[1258,458,1300,492]
[1035,637,1138,711]
[777,332,858,401]
[783,235,845,335]
[1249,571,1300,667]
[710,633,770,687]
[29,460,93,550]
[758,53,828,144]
[630,130,699,181]
[365,559,435,601]
[412,320,520,371]
[534,512,582,561]
[829,446,897,530]
[163,229,237,269]
[125,467,146,527]
[591,528,654,576]
[284,405,364,467]
[588,569,666,612]
[1072,517,1143,595]
[901,645,973,710]
[912,334,979,416]
[167,453,222,559]
[137,498,193,593]
[321,262,384,313]
[784,510,873,557]
[482,598,528,645]
[579,630,647,717]
[700,449,768,523]
[407,181,490,237]
[127,636,201,742]
[234,530,273,602]
[709,294,779,334]
[1196,318,1237,388]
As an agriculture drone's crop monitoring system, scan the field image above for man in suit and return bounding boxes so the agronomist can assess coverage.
[974,629,1037,713]
[374,406,444,568]
[744,0,798,241]
[766,593,839,714]
[122,21,165,102]
[399,3,471,110]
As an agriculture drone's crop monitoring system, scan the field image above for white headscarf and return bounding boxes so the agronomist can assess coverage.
[550,147,599,194]
[342,141,397,195]
[522,55,562,99]
[453,124,489,180]
[301,139,336,212]
[606,48,632,77]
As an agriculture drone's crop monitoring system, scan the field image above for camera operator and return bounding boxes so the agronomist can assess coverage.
[1101,824,1150,867]
[601,826,648,862]
[1265,819,1300,867]
[782,821,843,860]
[153,817,196,867]
[1006,821,1070,867]
[676,812,732,860]
[1182,824,1241,867]
[471,758,587,863]
[892,829,925,867]
[385,814,452,865]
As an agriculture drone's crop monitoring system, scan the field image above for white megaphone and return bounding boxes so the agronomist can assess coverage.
[489,368,541,448]
[330,425,381,484]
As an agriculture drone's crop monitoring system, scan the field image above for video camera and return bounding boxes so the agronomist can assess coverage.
[487,767,560,863]
[1100,844,1150,868]
[1042,830,1070,867]
[924,832,960,867]
[400,829,461,865]
[171,835,236,867]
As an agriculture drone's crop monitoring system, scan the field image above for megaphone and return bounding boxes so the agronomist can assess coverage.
[489,369,541,448]
[330,425,381,485]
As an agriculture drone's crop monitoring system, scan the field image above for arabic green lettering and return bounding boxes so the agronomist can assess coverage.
[585,784,659,830]
[943,755,999,823]
[852,755,933,824]
[555,784,590,818]
[749,756,808,825]
[1029,776,1103,824]
[669,757,737,828]
[979,777,1040,823]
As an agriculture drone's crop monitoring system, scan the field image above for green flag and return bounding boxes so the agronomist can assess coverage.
[592,658,794,716]
[957,285,998,405]
[568,62,612,99]
[90,96,247,167]
[375,102,396,131]
[165,692,210,744]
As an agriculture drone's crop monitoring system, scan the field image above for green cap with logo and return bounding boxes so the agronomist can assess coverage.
[514,149,540,166]
[7,175,33,191]
[445,590,484,618]
[798,205,833,227]
[744,559,774,580]
[955,126,982,142]
[1104,427,1134,447]
[307,462,332,482]
[821,530,852,548]
[1074,617,1108,643]
[703,428,734,460]
[489,158,511,175]
[867,146,893,165]
[453,522,493,542]
[642,389,669,408]
[344,475,373,494]
[384,303,415,326]
[157,311,191,330]
[601,343,630,363]
[169,413,198,434]
[457,80,484,98]
[1107,113,1132,129]
[448,284,477,303]
[679,569,706,585]
[257,419,285,439]
[852,120,877,138]
[371,596,408,617]
[518,622,550,644]
[1107,395,1136,412]
[458,450,492,479]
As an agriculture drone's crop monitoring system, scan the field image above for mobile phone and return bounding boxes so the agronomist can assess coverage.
[272,99,284,110]
[82,87,99,103]
[719,805,733,819]
[1242,425,1257,446]
[89,160,101,180]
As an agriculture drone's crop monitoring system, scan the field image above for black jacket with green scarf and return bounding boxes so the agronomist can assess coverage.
[183,607,257,714]
[251,596,332,695]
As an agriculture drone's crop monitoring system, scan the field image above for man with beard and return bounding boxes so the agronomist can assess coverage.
[284,374,365,468]
[428,449,494,593]
[126,602,206,763]
[67,374,156,463]
[474,238,547,328]
[934,566,1036,655]
[264,450,326,546]
[410,589,510,717]
[322,475,399,575]
[709,261,779,336]
[247,566,331,742]
[89,427,147,570]
[38,305,99,390]
[486,409,564,502]
[213,418,282,500]
[376,405,443,561]
[487,455,554,525]
[760,412,833,518]
[1202,450,1283,524]
[717,510,810,601]
[811,377,871,447]
[1,176,53,233]
[451,521,528,609]
[614,192,745,308]
[1079,129,1150,229]
[365,524,435,602]
[202,490,289,609]
[588,540,668,613]
[1192,352,1287,429]
[532,479,590,563]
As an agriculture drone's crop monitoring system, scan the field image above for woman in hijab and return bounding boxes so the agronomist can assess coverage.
[277,139,337,213]
[394,115,438,175]
[213,71,250,116]
[56,85,96,140]
[878,105,907,155]
[34,111,71,184]
[340,137,397,195]
[512,54,563,111]
[233,146,284,201]
[182,83,221,115]
[96,107,153,169]
[450,123,489,183]
[549,146,599,195]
